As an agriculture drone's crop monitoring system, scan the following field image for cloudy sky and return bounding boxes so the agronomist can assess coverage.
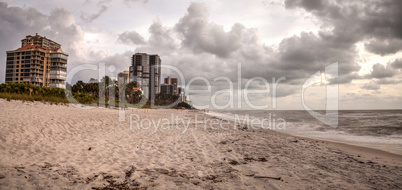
[1,0,401,110]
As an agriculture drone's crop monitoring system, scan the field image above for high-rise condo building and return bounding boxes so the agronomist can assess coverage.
[5,33,68,88]
[129,53,161,100]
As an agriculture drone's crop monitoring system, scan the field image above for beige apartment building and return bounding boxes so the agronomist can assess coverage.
[118,70,130,84]
[5,33,68,88]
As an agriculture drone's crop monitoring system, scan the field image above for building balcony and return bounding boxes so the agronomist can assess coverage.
[30,77,43,83]
[49,83,66,89]
[49,74,66,80]
[49,70,66,75]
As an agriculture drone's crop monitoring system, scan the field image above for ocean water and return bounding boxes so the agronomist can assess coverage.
[207,110,402,155]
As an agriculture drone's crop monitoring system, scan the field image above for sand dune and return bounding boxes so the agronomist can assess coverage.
[0,99,401,189]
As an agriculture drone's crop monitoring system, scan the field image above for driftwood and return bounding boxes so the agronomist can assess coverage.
[254,175,281,180]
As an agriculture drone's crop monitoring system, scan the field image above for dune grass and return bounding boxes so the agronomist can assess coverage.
[0,92,69,105]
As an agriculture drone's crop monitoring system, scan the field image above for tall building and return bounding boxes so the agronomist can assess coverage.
[129,53,161,100]
[5,33,68,88]
[160,84,176,95]
[161,76,178,95]
[164,76,178,86]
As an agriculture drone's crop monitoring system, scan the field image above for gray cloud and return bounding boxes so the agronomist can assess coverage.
[175,3,244,58]
[285,0,402,56]
[361,81,380,90]
[365,38,402,56]
[391,59,402,69]
[366,63,396,79]
[118,31,146,44]
[80,5,108,23]
[376,78,401,85]
[285,0,325,11]
[134,19,180,56]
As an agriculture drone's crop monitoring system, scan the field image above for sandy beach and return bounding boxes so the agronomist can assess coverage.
[0,99,401,189]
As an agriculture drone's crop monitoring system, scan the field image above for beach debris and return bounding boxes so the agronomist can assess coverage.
[238,124,249,131]
[241,170,256,177]
[154,168,169,175]
[258,157,267,162]
[219,140,228,145]
[0,174,5,179]
[292,139,299,143]
[254,175,281,180]
[243,157,268,163]
[88,147,92,151]
[191,179,201,185]
[125,166,136,179]
[227,159,239,165]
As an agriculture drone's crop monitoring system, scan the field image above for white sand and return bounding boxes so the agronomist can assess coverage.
[0,99,401,189]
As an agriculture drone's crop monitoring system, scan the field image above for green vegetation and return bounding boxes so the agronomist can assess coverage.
[124,81,142,104]
[0,83,68,104]
[0,81,193,109]
[175,101,193,109]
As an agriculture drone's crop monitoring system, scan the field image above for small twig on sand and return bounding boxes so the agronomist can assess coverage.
[254,176,281,180]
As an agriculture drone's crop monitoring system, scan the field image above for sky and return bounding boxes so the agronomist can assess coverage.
[0,0,401,110]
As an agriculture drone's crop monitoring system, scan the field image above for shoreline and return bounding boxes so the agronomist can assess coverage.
[206,111,402,166]
[0,99,401,189]
[260,125,402,166]
[206,110,402,157]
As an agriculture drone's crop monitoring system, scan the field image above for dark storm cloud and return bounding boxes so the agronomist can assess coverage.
[275,31,359,75]
[117,31,146,45]
[391,59,402,69]
[365,38,402,56]
[285,0,325,11]
[366,63,396,79]
[285,0,402,55]
[80,5,108,23]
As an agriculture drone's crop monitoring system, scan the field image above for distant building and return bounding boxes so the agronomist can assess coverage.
[5,33,68,88]
[178,87,186,102]
[88,78,98,83]
[160,84,175,95]
[118,70,130,84]
[164,76,178,86]
[129,53,161,100]
[161,76,178,95]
